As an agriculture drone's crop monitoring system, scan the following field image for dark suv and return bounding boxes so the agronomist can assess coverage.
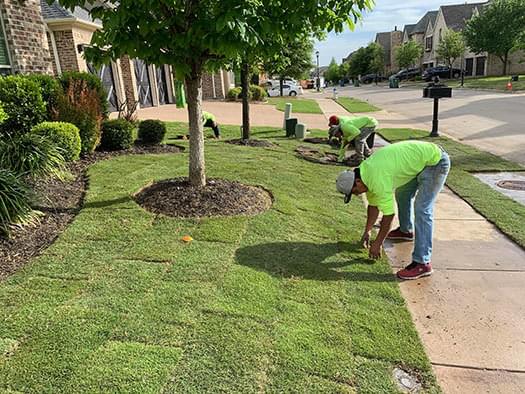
[390,68,420,81]
[361,74,387,84]
[423,66,462,81]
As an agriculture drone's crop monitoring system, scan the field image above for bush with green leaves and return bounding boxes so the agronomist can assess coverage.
[32,121,81,161]
[138,119,166,145]
[0,102,8,125]
[249,85,267,101]
[0,133,65,179]
[0,169,37,236]
[0,76,46,135]
[55,74,104,155]
[100,119,135,151]
[25,74,62,120]
[226,87,242,101]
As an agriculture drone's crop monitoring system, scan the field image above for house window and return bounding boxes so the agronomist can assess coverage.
[425,36,433,51]
[439,29,442,42]
[0,16,11,75]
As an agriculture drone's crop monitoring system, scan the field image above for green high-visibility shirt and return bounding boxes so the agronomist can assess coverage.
[338,116,378,160]
[359,141,442,215]
[202,111,215,124]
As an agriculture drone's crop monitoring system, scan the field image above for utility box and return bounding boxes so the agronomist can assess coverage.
[285,118,298,137]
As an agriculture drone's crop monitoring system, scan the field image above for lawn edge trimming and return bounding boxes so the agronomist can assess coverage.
[377,128,525,250]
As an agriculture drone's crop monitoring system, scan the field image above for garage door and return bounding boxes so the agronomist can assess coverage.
[156,66,170,105]
[134,59,153,108]
[87,63,118,112]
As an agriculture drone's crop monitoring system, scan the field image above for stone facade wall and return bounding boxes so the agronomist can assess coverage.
[119,55,138,108]
[52,30,79,72]
[202,72,214,99]
[71,26,94,72]
[0,0,53,74]
[486,51,525,76]
[389,30,402,72]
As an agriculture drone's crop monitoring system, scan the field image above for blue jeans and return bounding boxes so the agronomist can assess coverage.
[395,151,451,264]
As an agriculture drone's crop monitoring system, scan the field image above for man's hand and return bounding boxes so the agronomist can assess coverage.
[369,240,383,260]
[360,231,371,248]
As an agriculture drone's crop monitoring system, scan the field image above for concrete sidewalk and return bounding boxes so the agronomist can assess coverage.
[314,96,525,393]
[136,101,328,130]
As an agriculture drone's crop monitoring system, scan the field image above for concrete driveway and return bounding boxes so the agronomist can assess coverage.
[333,85,525,166]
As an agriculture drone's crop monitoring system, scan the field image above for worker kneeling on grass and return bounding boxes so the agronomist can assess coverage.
[202,111,221,138]
[336,140,451,280]
[328,115,378,166]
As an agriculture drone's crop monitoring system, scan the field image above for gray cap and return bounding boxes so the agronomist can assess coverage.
[336,170,355,204]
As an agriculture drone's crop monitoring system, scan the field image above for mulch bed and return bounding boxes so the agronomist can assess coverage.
[134,178,273,218]
[295,146,358,167]
[225,139,277,148]
[0,144,183,281]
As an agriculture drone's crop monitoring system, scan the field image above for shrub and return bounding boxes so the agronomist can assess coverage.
[0,169,37,236]
[25,74,62,120]
[32,121,81,161]
[100,119,135,151]
[55,77,104,155]
[226,87,242,101]
[59,71,109,117]
[0,133,65,179]
[0,76,46,135]
[249,85,267,101]
[0,103,8,125]
[138,119,166,145]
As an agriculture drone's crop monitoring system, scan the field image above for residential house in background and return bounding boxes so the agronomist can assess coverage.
[0,0,233,113]
[400,1,525,77]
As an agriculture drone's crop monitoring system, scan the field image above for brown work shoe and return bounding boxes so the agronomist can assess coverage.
[397,262,433,280]
[387,227,414,241]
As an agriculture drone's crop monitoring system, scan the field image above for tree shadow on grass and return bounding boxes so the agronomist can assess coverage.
[235,241,395,282]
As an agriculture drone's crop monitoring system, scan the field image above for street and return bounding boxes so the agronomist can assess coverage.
[333,85,525,166]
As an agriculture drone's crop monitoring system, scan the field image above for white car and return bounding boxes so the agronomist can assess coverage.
[267,84,303,97]
[265,79,297,88]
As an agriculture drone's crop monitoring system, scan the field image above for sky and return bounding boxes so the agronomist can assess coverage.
[314,0,484,66]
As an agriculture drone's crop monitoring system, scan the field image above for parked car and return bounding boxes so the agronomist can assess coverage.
[361,74,387,84]
[267,84,303,97]
[300,79,316,89]
[390,68,421,81]
[423,66,462,81]
[265,79,297,88]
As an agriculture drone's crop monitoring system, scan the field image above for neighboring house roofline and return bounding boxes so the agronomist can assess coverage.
[45,17,101,31]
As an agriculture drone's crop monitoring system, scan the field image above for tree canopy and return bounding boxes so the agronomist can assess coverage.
[324,58,341,84]
[395,40,423,70]
[55,0,373,186]
[436,30,466,70]
[463,0,525,75]
[347,42,384,78]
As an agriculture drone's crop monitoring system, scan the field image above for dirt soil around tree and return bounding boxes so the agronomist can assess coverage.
[225,138,277,148]
[133,178,273,218]
[0,144,183,281]
[295,145,357,167]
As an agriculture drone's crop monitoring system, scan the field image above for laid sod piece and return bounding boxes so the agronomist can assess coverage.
[267,97,323,114]
[378,128,525,248]
[451,75,525,91]
[225,139,277,148]
[0,121,439,392]
[336,97,381,113]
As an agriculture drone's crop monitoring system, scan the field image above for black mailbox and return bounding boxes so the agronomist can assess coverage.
[423,86,452,99]
[423,77,452,137]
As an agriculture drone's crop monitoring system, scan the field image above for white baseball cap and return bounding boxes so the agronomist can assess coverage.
[336,170,356,204]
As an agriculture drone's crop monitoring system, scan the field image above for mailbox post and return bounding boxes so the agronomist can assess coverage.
[423,77,452,137]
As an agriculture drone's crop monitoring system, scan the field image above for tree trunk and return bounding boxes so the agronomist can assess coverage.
[185,68,206,187]
[279,76,284,97]
[503,52,509,75]
[240,61,250,140]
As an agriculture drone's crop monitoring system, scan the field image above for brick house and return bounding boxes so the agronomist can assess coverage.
[0,1,233,112]
[403,11,438,69]
[374,27,403,75]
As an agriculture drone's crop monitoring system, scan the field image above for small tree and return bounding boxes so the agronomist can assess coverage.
[324,58,341,84]
[368,42,385,75]
[436,30,466,77]
[395,40,423,70]
[464,0,525,75]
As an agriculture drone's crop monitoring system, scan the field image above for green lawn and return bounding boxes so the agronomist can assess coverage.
[0,123,439,392]
[379,128,525,248]
[267,97,323,114]
[450,75,525,91]
[336,97,381,113]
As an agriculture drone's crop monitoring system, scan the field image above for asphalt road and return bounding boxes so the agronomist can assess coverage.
[339,84,525,166]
